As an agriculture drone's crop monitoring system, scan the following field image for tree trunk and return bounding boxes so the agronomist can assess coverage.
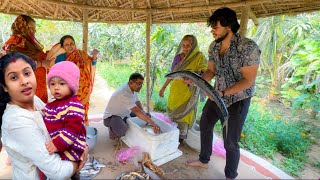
[269,79,281,101]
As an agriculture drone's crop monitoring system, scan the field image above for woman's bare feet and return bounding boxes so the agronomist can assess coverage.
[186,159,208,169]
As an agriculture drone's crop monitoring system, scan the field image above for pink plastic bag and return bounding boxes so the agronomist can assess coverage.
[116,146,141,163]
[212,138,226,158]
[150,112,177,127]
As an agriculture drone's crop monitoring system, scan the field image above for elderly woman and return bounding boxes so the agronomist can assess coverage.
[52,35,99,124]
[159,35,207,141]
[2,15,49,103]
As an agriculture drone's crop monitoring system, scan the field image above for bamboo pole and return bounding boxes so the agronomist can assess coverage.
[249,9,259,26]
[239,6,249,37]
[146,11,151,113]
[82,8,88,52]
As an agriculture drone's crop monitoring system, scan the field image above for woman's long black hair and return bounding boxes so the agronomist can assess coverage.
[0,52,36,127]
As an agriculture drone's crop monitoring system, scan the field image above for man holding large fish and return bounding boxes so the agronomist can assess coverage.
[184,7,261,179]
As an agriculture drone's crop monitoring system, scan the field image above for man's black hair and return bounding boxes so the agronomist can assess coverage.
[207,7,240,33]
[129,72,144,81]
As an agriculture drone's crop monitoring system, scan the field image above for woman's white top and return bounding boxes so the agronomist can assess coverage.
[1,96,73,179]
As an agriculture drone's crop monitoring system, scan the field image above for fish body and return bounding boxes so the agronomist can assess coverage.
[79,156,106,179]
[142,124,161,135]
[165,70,229,136]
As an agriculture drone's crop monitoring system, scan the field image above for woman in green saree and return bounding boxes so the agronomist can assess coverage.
[159,35,207,140]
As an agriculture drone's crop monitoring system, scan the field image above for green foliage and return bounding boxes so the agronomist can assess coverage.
[240,103,311,175]
[280,39,320,112]
[277,157,304,177]
[36,19,82,50]
[248,14,314,97]
[89,23,145,61]
[152,93,167,112]
[0,14,15,45]
[240,105,278,158]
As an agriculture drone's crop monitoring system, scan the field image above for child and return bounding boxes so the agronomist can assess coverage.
[0,52,78,179]
[44,61,86,163]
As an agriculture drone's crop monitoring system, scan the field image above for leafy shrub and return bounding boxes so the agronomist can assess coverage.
[277,157,304,177]
[280,39,320,114]
[240,103,311,176]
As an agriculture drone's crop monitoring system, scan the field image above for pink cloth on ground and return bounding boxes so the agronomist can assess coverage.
[212,138,226,158]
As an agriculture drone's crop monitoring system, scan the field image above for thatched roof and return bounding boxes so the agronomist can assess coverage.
[1,0,319,24]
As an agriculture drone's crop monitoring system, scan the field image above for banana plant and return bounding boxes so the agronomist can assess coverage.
[248,15,312,100]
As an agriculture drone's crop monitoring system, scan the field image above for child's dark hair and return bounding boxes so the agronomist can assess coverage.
[59,35,75,47]
[207,7,240,34]
[0,52,36,127]
[129,72,144,81]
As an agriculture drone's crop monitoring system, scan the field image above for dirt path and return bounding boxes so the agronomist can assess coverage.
[89,74,115,115]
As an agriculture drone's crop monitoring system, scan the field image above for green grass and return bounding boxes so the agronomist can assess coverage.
[96,62,133,88]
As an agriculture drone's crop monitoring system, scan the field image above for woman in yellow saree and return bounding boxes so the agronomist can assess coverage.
[52,35,98,124]
[159,35,207,140]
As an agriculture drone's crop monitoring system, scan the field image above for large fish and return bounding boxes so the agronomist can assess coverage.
[165,70,229,136]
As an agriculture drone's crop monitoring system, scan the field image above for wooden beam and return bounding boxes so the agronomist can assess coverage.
[147,0,151,8]
[105,0,112,6]
[89,11,100,20]
[112,0,117,6]
[145,10,151,113]
[249,9,259,26]
[113,12,131,21]
[258,5,320,18]
[166,0,174,20]
[9,3,27,14]
[205,0,211,14]
[82,8,88,52]
[30,1,53,17]
[54,5,59,18]
[61,7,75,19]
[260,3,268,14]
[67,6,81,19]
[18,0,41,16]
[131,0,134,20]
[239,6,249,37]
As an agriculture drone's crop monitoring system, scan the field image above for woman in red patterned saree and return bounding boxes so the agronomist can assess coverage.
[2,15,49,103]
[53,35,98,124]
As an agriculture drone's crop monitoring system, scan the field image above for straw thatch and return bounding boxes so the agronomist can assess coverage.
[1,0,320,24]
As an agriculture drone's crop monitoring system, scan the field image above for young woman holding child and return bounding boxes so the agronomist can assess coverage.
[0,52,88,179]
